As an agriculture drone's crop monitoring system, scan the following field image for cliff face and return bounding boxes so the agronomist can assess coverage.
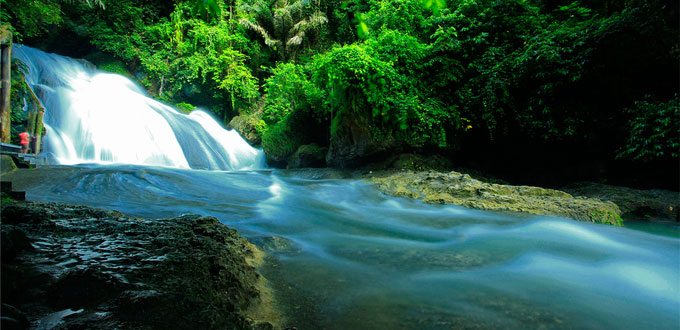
[1,201,277,330]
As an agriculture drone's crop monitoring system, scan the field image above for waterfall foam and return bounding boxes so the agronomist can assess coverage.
[12,45,266,170]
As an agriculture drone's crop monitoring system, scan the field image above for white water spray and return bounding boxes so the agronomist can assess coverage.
[13,45,265,170]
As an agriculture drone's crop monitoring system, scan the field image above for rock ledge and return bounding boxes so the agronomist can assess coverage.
[1,201,277,330]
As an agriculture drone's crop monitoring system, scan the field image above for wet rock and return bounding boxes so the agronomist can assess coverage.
[366,170,623,225]
[564,182,679,222]
[229,114,262,146]
[0,201,276,329]
[1,227,32,262]
[1,304,30,330]
[48,268,128,309]
[287,144,328,169]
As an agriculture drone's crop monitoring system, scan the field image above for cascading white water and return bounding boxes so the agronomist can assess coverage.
[12,45,266,170]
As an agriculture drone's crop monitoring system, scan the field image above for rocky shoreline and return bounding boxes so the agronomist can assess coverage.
[1,201,279,330]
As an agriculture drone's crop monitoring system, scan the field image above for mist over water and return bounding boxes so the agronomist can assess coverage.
[13,45,265,170]
[7,47,680,329]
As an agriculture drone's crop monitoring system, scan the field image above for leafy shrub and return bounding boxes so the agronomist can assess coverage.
[617,95,679,162]
[262,63,323,125]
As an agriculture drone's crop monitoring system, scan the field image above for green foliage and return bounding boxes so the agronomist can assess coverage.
[97,60,131,76]
[261,113,306,165]
[1,0,105,40]
[262,62,322,124]
[422,0,446,14]
[313,32,454,146]
[192,0,222,22]
[5,0,678,174]
[84,1,259,121]
[617,95,680,162]
[9,59,31,138]
[239,0,328,61]
[2,0,63,40]
[175,102,197,114]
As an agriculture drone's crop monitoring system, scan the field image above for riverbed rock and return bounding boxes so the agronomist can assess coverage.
[564,182,679,221]
[366,170,623,225]
[0,200,277,329]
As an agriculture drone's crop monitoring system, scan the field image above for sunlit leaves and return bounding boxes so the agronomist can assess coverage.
[421,0,446,15]
[355,12,369,39]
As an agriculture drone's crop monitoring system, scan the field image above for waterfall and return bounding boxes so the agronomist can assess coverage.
[12,45,266,171]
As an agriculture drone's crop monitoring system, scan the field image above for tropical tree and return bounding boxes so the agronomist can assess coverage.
[238,0,327,61]
[1,0,105,39]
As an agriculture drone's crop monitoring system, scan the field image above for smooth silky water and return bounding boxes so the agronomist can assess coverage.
[6,46,679,329]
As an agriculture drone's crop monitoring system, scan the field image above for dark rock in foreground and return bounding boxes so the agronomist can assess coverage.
[1,201,276,330]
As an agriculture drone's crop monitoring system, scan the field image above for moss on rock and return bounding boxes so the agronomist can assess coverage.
[229,114,262,147]
[366,170,623,225]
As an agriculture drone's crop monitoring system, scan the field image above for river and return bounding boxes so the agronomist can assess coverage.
[6,45,679,329]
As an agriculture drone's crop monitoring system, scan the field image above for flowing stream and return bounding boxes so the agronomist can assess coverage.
[6,46,679,329]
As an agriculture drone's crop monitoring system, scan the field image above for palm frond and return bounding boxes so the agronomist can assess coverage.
[62,0,105,9]
[289,12,327,35]
[287,32,305,46]
[239,18,280,48]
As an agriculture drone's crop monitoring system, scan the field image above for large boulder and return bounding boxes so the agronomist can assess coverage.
[366,170,624,225]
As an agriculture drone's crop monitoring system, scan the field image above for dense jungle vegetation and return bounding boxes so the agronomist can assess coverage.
[3,0,679,188]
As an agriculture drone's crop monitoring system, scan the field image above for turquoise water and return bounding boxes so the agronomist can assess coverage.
[7,165,679,329]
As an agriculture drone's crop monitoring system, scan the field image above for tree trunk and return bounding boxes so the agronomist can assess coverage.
[0,25,12,143]
[159,75,165,96]
[34,109,44,154]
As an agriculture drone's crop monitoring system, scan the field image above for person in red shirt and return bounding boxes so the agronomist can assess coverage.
[19,131,30,153]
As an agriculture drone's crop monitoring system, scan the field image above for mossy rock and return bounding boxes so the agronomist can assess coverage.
[229,114,262,146]
[367,170,624,225]
[262,110,320,168]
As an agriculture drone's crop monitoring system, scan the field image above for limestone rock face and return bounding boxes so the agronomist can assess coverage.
[287,143,328,169]
[0,201,272,330]
[366,170,624,225]
[229,115,261,146]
